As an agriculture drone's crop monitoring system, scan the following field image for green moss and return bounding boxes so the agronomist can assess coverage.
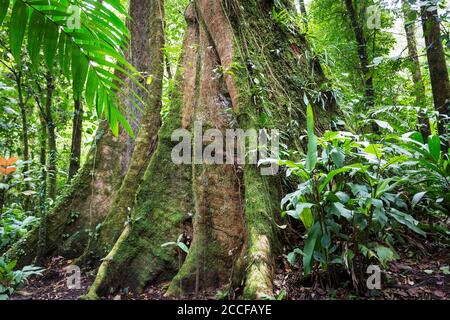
[86,55,194,296]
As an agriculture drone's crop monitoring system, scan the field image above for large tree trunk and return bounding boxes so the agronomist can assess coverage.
[421,5,450,147]
[84,0,334,299]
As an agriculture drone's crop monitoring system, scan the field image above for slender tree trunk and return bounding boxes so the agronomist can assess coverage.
[15,71,33,211]
[344,1,376,111]
[44,74,57,200]
[299,0,306,15]
[421,5,450,147]
[402,0,430,140]
[68,98,83,181]
[16,72,29,172]
[35,73,56,261]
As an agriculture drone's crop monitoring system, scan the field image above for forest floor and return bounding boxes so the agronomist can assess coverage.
[11,234,449,300]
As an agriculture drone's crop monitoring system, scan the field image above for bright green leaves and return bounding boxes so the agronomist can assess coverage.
[286,203,314,228]
[303,222,321,276]
[2,0,139,137]
[427,135,441,162]
[9,0,29,64]
[28,10,46,70]
[71,48,89,100]
[0,0,9,25]
[306,102,317,172]
[43,17,59,71]
[364,144,384,160]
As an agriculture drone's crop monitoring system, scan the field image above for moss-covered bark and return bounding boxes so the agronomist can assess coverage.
[83,11,198,297]
[82,0,335,299]
[80,0,165,262]
[8,0,335,299]
[5,123,131,266]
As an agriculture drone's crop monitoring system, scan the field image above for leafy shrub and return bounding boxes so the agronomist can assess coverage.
[0,257,44,300]
[0,206,39,253]
[278,103,432,290]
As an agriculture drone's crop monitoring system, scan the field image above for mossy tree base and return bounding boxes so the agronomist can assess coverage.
[7,0,334,299]
[86,0,333,299]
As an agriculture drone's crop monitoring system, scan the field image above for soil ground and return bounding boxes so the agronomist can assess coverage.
[11,234,449,300]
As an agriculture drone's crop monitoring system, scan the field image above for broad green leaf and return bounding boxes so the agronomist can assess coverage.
[387,209,426,236]
[364,144,384,159]
[332,202,353,220]
[9,0,29,63]
[374,120,394,132]
[303,222,321,276]
[374,245,398,267]
[43,17,59,71]
[306,103,317,172]
[330,147,345,168]
[427,135,441,162]
[319,165,361,192]
[0,0,9,25]
[28,10,46,70]
[411,191,427,208]
[72,49,89,99]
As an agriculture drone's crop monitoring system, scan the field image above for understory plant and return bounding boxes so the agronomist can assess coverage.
[0,257,44,300]
[280,103,431,291]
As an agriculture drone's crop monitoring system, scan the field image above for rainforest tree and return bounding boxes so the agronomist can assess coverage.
[0,0,448,301]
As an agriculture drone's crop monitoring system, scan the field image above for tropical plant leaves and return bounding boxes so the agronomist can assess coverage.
[9,0,29,64]
[1,0,141,137]
[306,102,317,172]
[0,0,9,25]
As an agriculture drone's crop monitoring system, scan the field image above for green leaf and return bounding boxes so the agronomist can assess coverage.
[43,17,59,71]
[177,242,189,254]
[306,103,317,172]
[303,222,321,276]
[72,49,89,99]
[388,209,426,236]
[427,135,441,162]
[330,148,345,168]
[28,10,46,70]
[332,202,353,220]
[364,144,384,159]
[411,191,426,208]
[374,120,394,132]
[9,0,29,63]
[374,245,398,267]
[0,0,9,25]
[287,203,315,228]
[319,165,361,192]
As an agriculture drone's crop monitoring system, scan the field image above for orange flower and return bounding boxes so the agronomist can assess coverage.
[0,167,16,175]
[0,157,18,167]
[0,157,18,175]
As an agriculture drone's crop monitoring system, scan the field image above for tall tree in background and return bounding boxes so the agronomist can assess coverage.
[344,0,374,110]
[44,74,56,200]
[421,1,450,148]
[402,0,430,140]
[68,98,83,181]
